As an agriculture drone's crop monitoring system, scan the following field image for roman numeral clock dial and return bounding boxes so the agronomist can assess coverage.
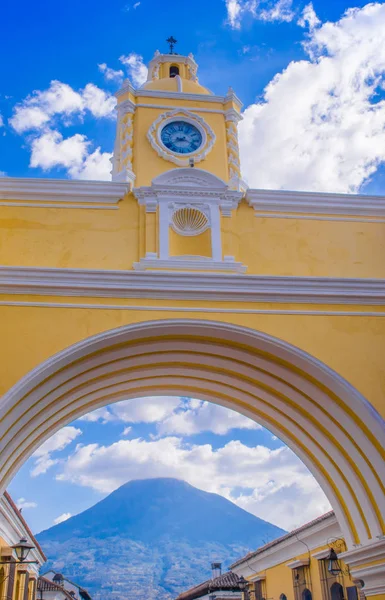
[161,121,203,154]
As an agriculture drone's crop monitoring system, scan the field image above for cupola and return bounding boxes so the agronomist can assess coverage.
[140,48,212,95]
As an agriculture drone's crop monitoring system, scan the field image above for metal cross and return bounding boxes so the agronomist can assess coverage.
[166,36,177,54]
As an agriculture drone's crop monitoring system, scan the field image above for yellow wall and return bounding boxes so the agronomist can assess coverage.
[250,545,358,600]
[2,194,385,278]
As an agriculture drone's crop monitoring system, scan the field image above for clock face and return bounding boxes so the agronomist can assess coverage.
[160,121,203,154]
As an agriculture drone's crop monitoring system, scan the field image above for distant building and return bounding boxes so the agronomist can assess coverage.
[0,492,46,600]
[176,562,243,600]
[230,512,366,600]
[41,572,92,600]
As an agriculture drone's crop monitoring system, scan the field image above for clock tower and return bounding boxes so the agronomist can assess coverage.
[111,47,244,191]
[111,45,246,273]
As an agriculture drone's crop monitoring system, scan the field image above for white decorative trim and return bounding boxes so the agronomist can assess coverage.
[250,575,266,582]
[312,549,332,560]
[286,559,310,569]
[133,257,247,273]
[339,539,385,567]
[1,301,385,316]
[0,178,129,204]
[115,79,136,99]
[1,267,385,304]
[0,202,118,210]
[136,103,226,114]
[349,564,385,596]
[253,213,385,223]
[225,108,242,123]
[111,167,136,185]
[134,168,243,217]
[247,188,385,217]
[175,75,183,92]
[147,109,216,167]
[136,89,229,103]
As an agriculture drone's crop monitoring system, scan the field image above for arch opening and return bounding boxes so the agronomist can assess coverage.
[170,65,179,77]
[1,320,385,551]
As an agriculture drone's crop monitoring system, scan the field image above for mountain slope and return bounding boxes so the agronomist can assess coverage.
[37,478,285,600]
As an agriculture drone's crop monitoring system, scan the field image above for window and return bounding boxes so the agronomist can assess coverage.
[280,594,288,600]
[331,583,344,600]
[254,581,264,600]
[302,589,312,600]
[292,566,311,600]
[170,65,179,77]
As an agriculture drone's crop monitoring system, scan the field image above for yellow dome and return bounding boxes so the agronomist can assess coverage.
[140,77,211,95]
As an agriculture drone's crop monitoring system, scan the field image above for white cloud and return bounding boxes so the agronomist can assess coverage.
[16,498,37,510]
[112,396,181,423]
[78,406,114,423]
[29,129,112,181]
[98,63,124,83]
[133,1,141,7]
[0,113,4,127]
[0,171,6,177]
[57,436,330,530]
[78,397,261,436]
[54,512,72,525]
[82,83,117,118]
[239,2,385,193]
[119,53,148,87]
[297,2,320,29]
[225,0,294,28]
[158,399,261,436]
[9,80,115,134]
[70,147,113,181]
[122,426,132,436]
[259,0,294,22]
[30,426,82,477]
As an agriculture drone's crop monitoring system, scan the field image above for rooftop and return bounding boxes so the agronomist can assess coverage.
[230,511,335,569]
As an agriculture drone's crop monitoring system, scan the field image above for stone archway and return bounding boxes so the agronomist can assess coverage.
[0,320,384,565]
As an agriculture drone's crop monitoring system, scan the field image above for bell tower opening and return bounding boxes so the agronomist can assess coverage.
[169,65,179,78]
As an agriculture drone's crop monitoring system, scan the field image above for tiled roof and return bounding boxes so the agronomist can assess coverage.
[230,511,335,569]
[38,577,75,600]
[176,571,243,600]
[3,491,47,562]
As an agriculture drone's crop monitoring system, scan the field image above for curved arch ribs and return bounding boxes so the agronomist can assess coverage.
[1,320,385,574]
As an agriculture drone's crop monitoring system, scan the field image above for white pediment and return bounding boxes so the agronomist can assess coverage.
[151,168,228,190]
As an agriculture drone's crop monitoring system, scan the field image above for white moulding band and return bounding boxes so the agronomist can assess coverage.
[0,178,129,205]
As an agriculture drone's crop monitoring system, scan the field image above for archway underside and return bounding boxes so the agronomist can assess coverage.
[1,320,385,552]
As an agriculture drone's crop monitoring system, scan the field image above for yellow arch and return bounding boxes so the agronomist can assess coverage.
[1,320,385,551]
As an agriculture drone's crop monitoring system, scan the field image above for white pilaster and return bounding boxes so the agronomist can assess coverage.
[209,204,222,261]
[158,202,169,260]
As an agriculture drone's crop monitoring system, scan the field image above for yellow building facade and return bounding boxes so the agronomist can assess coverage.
[231,512,367,600]
[0,50,384,597]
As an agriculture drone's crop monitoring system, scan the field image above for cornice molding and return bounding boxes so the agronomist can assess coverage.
[339,539,385,567]
[349,564,385,596]
[133,257,247,273]
[0,178,129,205]
[286,559,310,569]
[1,267,384,304]
[135,89,230,103]
[246,188,385,217]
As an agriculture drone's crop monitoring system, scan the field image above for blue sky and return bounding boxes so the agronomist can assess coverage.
[4,0,385,536]
[1,0,385,192]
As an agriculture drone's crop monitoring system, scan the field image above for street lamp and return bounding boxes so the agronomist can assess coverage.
[327,548,342,576]
[238,576,249,600]
[0,538,37,564]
